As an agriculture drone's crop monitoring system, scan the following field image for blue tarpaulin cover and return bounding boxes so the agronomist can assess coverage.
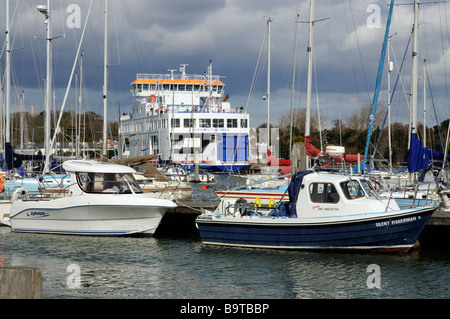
[407,133,450,172]
[271,170,313,218]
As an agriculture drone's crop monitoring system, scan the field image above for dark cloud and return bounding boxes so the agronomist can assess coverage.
[1,0,449,128]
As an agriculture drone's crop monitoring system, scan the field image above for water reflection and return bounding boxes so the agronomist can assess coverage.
[0,225,449,299]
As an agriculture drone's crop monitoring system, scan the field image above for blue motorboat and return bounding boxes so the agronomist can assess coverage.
[196,170,437,252]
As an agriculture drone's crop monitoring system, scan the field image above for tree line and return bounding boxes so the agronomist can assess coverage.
[271,104,449,167]
[9,106,449,167]
[8,110,119,148]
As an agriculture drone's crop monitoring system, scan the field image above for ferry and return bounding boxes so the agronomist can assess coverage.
[118,63,251,173]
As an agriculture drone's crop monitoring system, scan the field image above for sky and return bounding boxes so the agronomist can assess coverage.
[1,0,450,131]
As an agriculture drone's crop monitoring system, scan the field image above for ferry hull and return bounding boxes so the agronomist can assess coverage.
[196,208,435,252]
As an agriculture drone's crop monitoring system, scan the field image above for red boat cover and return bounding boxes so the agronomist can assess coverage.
[305,135,364,163]
[267,149,291,166]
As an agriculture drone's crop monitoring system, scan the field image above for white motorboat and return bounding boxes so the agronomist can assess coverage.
[9,160,177,236]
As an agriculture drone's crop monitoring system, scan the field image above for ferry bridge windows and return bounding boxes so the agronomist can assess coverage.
[200,119,211,128]
[171,118,180,128]
[227,119,237,128]
[184,118,196,128]
[213,119,224,128]
[240,119,248,128]
[309,183,340,203]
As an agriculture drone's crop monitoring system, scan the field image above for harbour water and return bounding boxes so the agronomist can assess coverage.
[0,175,449,300]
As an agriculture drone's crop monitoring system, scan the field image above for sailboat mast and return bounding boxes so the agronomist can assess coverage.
[103,0,109,159]
[388,36,394,173]
[305,0,314,140]
[42,0,52,173]
[289,13,300,160]
[423,58,427,147]
[410,0,419,138]
[5,0,10,145]
[266,17,272,153]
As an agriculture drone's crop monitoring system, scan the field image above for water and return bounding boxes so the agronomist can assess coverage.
[1,226,449,299]
[0,174,449,299]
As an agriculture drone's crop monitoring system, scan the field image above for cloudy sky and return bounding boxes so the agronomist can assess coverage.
[1,0,450,131]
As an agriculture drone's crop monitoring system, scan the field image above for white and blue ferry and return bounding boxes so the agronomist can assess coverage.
[118,63,251,173]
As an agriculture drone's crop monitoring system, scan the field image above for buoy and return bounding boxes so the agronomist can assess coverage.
[0,173,4,193]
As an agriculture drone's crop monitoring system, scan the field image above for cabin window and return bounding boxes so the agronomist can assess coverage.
[340,180,365,199]
[240,119,248,128]
[227,119,237,128]
[200,119,211,128]
[309,183,340,203]
[184,118,196,128]
[171,118,180,128]
[360,180,377,198]
[143,84,149,91]
[76,172,143,194]
[213,118,224,128]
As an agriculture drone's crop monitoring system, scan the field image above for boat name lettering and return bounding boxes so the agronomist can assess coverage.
[314,206,339,211]
[376,216,416,227]
[27,211,49,218]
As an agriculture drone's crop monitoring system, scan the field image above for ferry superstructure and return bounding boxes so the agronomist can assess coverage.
[118,63,251,173]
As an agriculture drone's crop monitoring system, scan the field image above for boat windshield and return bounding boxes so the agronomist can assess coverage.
[340,180,365,200]
[76,172,143,194]
[360,180,378,198]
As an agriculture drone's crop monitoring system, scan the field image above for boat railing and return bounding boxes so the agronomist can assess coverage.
[136,73,221,82]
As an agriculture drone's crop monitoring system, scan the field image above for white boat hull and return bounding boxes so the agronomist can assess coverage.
[10,194,176,236]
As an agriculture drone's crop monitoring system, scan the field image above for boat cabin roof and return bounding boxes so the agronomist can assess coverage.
[62,160,136,174]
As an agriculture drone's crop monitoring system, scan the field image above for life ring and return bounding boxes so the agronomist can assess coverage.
[0,174,4,193]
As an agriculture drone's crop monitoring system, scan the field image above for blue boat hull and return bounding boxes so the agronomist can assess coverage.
[196,208,435,252]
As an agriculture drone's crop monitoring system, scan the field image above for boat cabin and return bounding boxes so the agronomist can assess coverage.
[62,160,143,195]
[276,171,398,219]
